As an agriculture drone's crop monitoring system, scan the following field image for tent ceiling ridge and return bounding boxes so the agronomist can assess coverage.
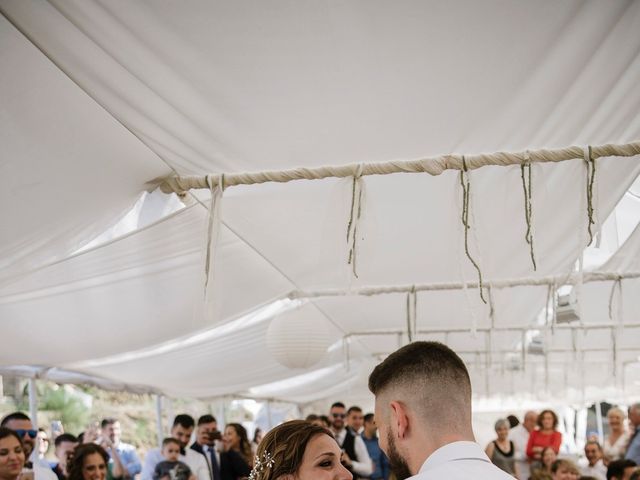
[288,270,640,299]
[154,141,640,194]
[345,321,640,336]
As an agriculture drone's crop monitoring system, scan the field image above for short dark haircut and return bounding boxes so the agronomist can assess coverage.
[305,414,319,422]
[363,413,375,423]
[330,402,345,410]
[54,433,78,448]
[368,341,472,431]
[369,341,470,395]
[162,437,181,448]
[1,412,31,427]
[585,440,602,452]
[172,414,195,429]
[347,406,362,415]
[319,415,330,427]
[100,418,118,428]
[607,459,637,480]
[197,415,217,426]
[537,410,559,430]
[507,415,519,428]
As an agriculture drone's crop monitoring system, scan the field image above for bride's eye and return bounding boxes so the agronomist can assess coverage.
[318,460,333,467]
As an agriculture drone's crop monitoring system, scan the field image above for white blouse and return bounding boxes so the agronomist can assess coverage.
[603,431,630,461]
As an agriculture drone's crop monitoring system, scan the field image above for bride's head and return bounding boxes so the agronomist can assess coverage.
[250,420,351,480]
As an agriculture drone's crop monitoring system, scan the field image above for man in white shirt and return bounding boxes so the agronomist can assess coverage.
[510,410,537,480]
[1,412,58,480]
[329,402,373,479]
[141,414,209,480]
[368,341,514,480]
[580,441,607,480]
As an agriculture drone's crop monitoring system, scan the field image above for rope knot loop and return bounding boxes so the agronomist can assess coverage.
[206,173,227,192]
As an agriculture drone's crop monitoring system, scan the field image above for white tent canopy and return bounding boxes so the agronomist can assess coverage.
[1,0,640,406]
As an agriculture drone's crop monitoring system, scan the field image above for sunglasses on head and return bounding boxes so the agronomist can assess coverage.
[332,413,346,418]
[15,429,38,439]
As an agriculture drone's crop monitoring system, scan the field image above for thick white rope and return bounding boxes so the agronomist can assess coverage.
[288,270,640,299]
[153,141,640,193]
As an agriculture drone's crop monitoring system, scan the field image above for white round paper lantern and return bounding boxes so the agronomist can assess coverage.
[266,308,332,369]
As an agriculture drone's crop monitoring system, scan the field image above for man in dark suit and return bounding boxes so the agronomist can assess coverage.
[190,415,250,480]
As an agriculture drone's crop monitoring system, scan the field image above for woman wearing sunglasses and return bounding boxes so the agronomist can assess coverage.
[0,428,26,480]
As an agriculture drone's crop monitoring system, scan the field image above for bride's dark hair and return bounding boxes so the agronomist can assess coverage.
[252,420,333,480]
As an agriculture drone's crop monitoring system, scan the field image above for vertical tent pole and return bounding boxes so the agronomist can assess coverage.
[595,401,604,443]
[166,397,175,428]
[155,395,164,449]
[28,378,38,428]
[266,400,273,430]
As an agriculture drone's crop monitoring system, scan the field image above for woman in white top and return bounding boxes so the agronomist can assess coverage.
[603,407,630,464]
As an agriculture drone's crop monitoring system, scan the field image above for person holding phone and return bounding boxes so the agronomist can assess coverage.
[100,419,140,479]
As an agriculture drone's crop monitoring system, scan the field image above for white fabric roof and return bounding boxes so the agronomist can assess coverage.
[1,0,640,405]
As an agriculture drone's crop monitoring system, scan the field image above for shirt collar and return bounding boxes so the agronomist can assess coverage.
[418,441,490,474]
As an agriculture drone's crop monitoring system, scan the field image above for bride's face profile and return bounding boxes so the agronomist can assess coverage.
[289,434,351,480]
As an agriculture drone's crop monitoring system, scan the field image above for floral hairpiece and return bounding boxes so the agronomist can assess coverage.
[248,451,276,480]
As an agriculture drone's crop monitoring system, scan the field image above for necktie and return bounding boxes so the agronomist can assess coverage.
[206,446,221,480]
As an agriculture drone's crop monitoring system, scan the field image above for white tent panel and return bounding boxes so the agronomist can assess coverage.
[63,302,347,399]
[0,0,639,402]
[0,205,295,364]
[0,15,169,282]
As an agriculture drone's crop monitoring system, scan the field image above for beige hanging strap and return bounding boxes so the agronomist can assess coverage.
[203,173,225,296]
[459,156,487,304]
[346,164,365,278]
[520,150,537,270]
[584,146,598,246]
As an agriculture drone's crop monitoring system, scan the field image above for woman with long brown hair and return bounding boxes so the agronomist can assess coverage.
[223,424,253,468]
[0,428,26,480]
[249,420,351,480]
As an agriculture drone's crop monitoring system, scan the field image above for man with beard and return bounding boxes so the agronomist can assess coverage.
[52,433,78,480]
[101,418,141,479]
[368,341,514,479]
[141,414,209,480]
[329,402,372,479]
[1,412,57,480]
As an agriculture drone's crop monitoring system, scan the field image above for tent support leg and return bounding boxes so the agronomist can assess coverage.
[28,378,38,428]
[266,400,273,430]
[155,394,164,448]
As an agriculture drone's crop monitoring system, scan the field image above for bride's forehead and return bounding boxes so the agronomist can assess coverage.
[305,434,340,455]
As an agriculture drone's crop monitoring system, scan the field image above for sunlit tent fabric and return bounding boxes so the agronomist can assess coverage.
[1,0,640,404]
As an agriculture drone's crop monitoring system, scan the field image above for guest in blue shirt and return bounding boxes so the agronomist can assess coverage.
[626,403,640,464]
[361,413,390,480]
[102,418,142,478]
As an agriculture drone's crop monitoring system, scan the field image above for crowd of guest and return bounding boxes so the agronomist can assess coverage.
[484,404,640,480]
[2,402,639,480]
